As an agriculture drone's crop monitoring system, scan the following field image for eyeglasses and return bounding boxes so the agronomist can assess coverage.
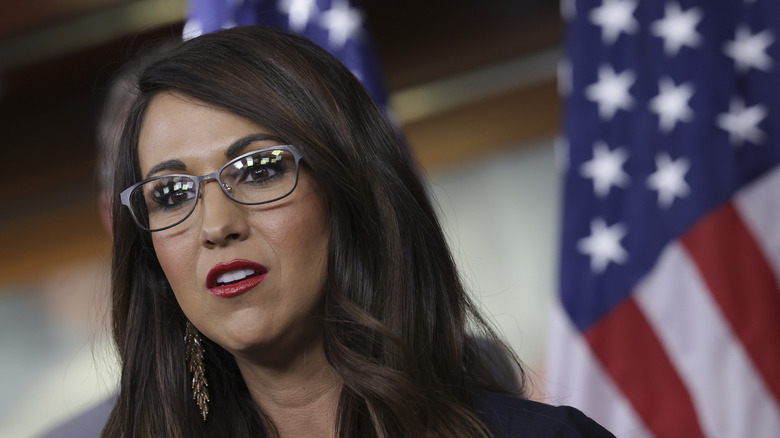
[120,145,302,232]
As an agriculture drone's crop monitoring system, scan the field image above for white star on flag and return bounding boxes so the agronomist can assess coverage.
[585,65,636,119]
[561,0,577,22]
[651,3,703,56]
[589,0,639,45]
[646,152,691,208]
[182,18,204,40]
[723,26,775,73]
[278,0,318,32]
[319,0,364,48]
[577,218,629,274]
[580,141,630,198]
[649,77,695,133]
[716,97,768,146]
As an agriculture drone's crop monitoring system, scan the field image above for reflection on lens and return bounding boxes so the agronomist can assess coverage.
[222,149,297,204]
[135,176,198,230]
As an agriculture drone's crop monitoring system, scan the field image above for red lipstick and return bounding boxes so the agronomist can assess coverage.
[207,259,267,297]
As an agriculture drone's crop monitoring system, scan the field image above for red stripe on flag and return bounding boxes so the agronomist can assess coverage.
[586,297,706,438]
[682,202,780,406]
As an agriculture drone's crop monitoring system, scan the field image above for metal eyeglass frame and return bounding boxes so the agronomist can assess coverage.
[120,144,303,232]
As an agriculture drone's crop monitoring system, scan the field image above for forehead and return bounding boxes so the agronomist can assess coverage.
[137,92,270,173]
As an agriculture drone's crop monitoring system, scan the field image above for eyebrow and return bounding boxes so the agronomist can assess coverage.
[225,133,288,159]
[145,159,187,179]
[144,133,288,180]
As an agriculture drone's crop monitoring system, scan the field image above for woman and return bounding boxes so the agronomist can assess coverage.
[104,26,612,437]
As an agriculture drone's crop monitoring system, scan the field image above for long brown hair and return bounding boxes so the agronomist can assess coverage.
[103,25,526,438]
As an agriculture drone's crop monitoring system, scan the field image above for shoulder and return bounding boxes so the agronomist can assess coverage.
[471,390,615,438]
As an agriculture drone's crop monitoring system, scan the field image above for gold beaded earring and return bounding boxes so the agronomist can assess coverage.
[185,321,209,420]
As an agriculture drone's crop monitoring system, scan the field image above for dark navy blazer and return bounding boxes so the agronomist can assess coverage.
[473,391,616,438]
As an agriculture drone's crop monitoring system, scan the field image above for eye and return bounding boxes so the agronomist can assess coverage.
[240,164,280,184]
[149,178,197,209]
[228,150,290,187]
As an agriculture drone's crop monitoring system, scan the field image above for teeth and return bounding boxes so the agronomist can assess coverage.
[216,269,256,285]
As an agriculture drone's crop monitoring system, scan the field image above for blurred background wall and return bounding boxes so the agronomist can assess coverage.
[0,1,563,436]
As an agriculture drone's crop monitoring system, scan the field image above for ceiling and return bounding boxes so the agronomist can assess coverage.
[0,0,562,284]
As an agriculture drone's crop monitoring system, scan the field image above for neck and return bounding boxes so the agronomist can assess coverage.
[235,342,342,438]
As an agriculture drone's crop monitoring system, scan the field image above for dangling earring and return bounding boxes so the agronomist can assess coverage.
[185,321,209,420]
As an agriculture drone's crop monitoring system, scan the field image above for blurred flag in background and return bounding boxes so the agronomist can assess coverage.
[549,0,780,437]
[183,0,389,107]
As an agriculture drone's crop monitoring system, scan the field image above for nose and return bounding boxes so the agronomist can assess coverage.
[197,181,250,248]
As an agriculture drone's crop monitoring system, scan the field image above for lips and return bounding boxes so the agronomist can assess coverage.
[206,259,267,297]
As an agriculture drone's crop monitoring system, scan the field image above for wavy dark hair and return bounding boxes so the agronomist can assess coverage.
[103,25,526,438]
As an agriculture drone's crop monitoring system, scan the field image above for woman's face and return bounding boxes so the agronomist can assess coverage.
[138,92,329,365]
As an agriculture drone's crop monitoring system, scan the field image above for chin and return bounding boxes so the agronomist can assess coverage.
[212,321,276,352]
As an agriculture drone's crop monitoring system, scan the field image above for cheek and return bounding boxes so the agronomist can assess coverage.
[258,211,328,267]
[263,196,329,285]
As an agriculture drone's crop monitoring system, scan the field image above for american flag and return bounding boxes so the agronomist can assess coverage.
[548,1,780,437]
[183,0,389,107]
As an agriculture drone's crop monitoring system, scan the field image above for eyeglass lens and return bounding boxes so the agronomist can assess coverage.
[128,148,298,231]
